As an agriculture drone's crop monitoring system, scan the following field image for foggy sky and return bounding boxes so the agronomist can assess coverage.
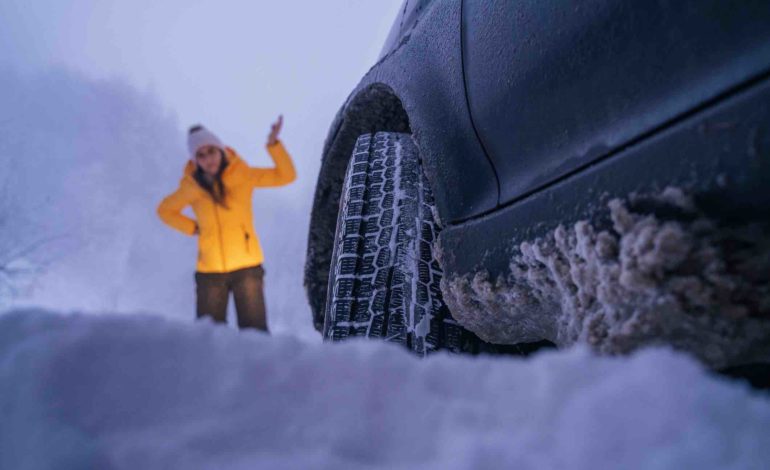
[0,1,403,338]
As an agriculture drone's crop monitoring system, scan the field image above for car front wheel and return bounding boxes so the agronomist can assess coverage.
[323,132,498,354]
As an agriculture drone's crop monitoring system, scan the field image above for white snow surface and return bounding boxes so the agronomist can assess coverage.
[2,310,769,469]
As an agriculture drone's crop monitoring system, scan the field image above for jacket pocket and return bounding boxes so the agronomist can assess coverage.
[242,225,251,254]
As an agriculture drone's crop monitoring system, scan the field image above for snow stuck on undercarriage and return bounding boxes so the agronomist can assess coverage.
[442,188,770,369]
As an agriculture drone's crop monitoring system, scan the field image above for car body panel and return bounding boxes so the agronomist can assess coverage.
[380,0,437,60]
[439,73,770,279]
[350,0,498,222]
[462,0,770,206]
[379,0,407,59]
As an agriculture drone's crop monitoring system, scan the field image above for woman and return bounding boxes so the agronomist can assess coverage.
[157,117,296,331]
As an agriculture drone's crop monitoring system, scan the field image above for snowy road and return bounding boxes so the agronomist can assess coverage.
[1,310,768,469]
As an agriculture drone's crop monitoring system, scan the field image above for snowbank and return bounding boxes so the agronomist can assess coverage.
[1,309,768,469]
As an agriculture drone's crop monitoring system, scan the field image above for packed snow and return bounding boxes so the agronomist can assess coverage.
[444,188,770,369]
[1,309,768,469]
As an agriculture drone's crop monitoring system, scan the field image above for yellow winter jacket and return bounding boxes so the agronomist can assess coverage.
[157,141,296,273]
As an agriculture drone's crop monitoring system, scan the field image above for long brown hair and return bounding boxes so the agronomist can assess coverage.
[189,125,229,208]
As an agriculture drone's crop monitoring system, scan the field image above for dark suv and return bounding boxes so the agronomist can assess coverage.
[305,0,770,368]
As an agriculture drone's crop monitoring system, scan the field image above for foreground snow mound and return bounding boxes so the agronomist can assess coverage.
[1,310,768,470]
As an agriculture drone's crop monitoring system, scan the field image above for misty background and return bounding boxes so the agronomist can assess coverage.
[0,0,403,340]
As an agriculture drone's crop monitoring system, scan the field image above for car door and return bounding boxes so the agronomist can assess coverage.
[462,0,770,206]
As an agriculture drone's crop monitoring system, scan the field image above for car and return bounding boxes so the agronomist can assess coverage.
[304,0,770,368]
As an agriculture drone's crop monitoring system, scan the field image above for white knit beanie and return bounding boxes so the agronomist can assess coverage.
[187,126,224,162]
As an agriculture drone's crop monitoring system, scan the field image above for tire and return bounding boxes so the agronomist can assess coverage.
[323,132,491,355]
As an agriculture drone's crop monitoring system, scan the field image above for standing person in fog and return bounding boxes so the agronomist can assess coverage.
[157,117,296,332]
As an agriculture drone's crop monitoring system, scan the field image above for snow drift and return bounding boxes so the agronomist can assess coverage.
[1,309,768,469]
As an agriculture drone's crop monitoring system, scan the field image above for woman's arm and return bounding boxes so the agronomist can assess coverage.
[156,181,198,235]
[250,115,297,187]
[249,140,297,187]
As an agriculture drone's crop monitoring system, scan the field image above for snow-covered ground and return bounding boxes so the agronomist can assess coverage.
[2,309,768,470]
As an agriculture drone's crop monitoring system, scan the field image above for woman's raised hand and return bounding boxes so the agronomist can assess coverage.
[267,115,283,146]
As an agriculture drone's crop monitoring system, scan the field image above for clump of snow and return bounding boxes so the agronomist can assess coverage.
[1,309,769,469]
[443,188,770,369]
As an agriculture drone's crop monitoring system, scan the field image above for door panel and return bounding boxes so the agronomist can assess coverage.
[462,0,770,205]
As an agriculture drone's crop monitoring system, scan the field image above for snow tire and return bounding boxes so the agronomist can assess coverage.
[323,132,491,355]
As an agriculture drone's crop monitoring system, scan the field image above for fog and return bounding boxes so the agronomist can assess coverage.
[0,0,403,339]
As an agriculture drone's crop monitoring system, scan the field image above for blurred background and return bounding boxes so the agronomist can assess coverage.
[0,0,403,341]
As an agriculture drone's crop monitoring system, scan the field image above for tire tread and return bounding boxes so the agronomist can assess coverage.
[325,132,491,355]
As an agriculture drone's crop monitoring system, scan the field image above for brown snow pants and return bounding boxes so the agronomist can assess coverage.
[194,265,268,332]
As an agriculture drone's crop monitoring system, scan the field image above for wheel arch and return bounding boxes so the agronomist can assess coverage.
[304,0,499,331]
[304,83,411,330]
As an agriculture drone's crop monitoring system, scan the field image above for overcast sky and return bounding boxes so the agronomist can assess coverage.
[0,0,402,152]
[0,1,404,337]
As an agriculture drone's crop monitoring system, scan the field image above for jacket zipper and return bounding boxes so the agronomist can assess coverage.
[213,204,227,272]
